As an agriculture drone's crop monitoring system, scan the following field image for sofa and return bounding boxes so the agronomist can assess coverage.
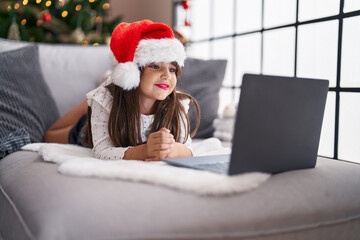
[1,38,360,240]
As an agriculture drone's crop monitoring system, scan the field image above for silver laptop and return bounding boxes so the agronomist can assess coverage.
[163,74,329,175]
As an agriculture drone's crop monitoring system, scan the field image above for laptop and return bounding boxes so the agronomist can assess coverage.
[163,74,329,175]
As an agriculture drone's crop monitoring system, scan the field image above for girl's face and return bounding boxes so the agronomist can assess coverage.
[138,62,177,112]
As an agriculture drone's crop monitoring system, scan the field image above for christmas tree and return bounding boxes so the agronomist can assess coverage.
[0,0,122,45]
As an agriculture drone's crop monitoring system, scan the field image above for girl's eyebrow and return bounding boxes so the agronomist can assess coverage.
[148,62,176,67]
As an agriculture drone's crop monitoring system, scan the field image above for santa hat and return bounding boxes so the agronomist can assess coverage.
[109,20,186,90]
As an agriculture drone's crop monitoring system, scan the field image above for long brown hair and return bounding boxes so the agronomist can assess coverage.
[83,63,200,148]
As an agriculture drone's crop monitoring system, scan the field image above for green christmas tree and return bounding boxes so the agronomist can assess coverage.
[0,0,122,45]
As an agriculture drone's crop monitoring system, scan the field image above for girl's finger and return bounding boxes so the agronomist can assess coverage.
[154,143,174,151]
[158,149,171,159]
[151,131,173,139]
[150,135,175,144]
[147,148,171,160]
[158,128,170,133]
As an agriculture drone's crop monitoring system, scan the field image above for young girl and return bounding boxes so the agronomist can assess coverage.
[45,20,200,161]
[83,20,200,161]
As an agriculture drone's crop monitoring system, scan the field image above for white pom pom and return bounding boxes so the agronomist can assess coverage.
[110,62,140,90]
[223,102,237,118]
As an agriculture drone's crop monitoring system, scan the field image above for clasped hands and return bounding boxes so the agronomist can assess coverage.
[145,128,176,161]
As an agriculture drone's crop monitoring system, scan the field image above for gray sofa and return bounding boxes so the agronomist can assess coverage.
[1,39,360,240]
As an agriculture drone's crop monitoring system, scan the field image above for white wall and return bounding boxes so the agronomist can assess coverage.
[108,0,173,26]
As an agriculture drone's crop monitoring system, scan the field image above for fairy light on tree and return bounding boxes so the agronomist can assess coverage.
[0,0,122,44]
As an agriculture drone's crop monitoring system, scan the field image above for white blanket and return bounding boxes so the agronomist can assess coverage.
[22,138,270,196]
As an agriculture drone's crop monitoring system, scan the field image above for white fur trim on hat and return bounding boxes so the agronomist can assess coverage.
[134,38,186,67]
[111,62,140,90]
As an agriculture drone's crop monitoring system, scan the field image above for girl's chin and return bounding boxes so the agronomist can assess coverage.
[156,95,168,101]
[155,91,171,99]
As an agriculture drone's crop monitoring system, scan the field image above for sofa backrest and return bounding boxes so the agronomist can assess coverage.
[0,38,112,116]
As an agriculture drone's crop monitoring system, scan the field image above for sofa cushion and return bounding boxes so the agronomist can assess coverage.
[0,46,59,158]
[178,58,227,138]
[0,39,112,116]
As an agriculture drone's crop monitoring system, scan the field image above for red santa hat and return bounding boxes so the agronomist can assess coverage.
[109,20,186,90]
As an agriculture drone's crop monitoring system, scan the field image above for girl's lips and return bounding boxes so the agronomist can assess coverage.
[155,84,169,90]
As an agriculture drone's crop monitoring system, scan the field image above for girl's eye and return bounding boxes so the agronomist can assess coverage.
[149,64,159,69]
[169,68,176,73]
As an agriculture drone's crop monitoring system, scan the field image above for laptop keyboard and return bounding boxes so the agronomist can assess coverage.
[195,162,230,174]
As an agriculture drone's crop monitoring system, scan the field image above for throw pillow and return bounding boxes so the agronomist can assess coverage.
[178,58,227,138]
[0,128,30,159]
[0,46,60,159]
[0,38,112,117]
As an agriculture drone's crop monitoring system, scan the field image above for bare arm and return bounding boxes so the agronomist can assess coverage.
[43,99,88,143]
[122,144,148,160]
[165,142,192,159]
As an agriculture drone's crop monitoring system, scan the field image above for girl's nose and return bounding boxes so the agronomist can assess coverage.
[161,69,171,79]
